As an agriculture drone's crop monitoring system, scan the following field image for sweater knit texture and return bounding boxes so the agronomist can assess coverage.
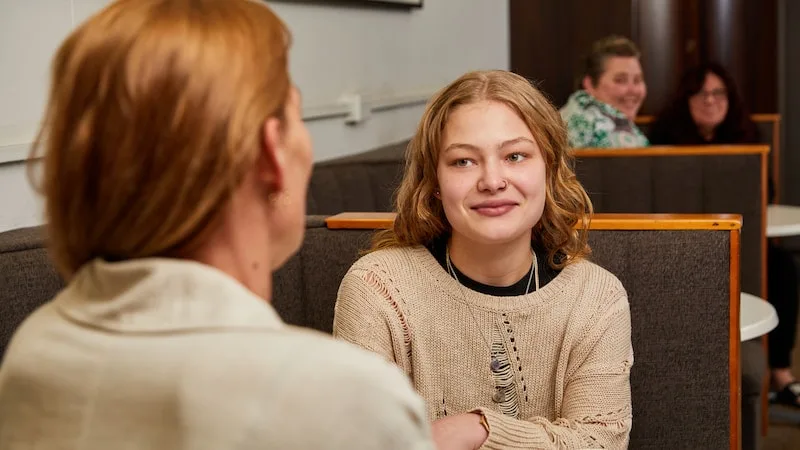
[333,246,633,450]
[0,258,434,450]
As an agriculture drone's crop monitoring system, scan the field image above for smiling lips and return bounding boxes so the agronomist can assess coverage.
[471,200,518,217]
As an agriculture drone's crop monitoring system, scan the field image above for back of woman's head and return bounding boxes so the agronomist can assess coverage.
[31,0,292,279]
[655,62,756,142]
[578,35,641,89]
[374,70,592,268]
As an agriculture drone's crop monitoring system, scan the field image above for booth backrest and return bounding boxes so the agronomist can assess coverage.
[0,213,742,450]
[306,140,407,215]
[325,212,742,450]
[637,114,780,200]
[573,145,768,299]
[305,142,766,299]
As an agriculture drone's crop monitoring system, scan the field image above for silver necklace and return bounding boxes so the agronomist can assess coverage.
[445,245,539,376]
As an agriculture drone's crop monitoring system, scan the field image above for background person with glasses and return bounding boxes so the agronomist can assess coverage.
[649,62,759,145]
[650,62,800,411]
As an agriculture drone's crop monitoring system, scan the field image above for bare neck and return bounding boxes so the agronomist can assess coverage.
[190,234,272,301]
[448,233,533,287]
[187,195,273,301]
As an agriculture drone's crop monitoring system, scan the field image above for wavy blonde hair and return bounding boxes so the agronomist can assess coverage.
[372,70,592,268]
[29,0,291,278]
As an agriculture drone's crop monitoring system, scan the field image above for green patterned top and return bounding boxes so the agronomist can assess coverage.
[559,90,649,148]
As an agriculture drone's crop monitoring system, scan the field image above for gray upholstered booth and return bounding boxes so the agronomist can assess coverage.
[324,212,743,450]
[572,145,768,300]
[305,142,768,298]
[0,213,743,449]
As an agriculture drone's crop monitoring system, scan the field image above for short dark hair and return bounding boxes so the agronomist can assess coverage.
[579,35,641,88]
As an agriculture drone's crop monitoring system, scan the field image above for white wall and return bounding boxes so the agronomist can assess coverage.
[0,0,509,232]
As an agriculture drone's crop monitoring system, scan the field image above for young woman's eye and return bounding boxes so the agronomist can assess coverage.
[453,159,473,167]
[507,152,527,163]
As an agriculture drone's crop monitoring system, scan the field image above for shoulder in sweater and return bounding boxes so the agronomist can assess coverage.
[1,302,433,450]
[341,246,435,300]
[347,245,428,276]
[347,246,628,313]
[570,258,628,301]
[567,258,630,325]
[228,327,434,448]
[353,245,623,285]
[184,324,428,412]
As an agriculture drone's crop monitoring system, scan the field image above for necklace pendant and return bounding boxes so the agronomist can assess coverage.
[490,357,501,372]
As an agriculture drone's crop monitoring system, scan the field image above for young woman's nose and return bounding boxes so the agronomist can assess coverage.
[477,162,508,192]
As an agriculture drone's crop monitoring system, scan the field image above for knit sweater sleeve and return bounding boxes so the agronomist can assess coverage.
[473,290,633,450]
[332,265,413,375]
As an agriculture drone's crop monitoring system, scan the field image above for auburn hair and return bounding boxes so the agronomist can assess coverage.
[372,70,593,269]
[29,0,292,278]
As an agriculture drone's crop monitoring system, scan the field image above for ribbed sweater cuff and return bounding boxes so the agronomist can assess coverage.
[472,407,549,450]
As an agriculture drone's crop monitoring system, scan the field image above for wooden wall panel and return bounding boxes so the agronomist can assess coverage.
[509,0,778,115]
[635,0,692,114]
[509,0,633,109]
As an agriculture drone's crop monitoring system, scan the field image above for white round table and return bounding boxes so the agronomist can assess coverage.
[740,292,779,341]
[767,204,800,237]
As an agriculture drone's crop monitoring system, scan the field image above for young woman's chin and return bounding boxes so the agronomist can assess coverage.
[454,224,533,247]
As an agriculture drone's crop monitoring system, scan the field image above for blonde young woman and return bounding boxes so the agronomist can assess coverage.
[0,1,433,449]
[334,70,633,450]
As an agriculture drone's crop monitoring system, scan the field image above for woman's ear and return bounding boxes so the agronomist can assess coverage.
[258,116,286,194]
[581,75,595,92]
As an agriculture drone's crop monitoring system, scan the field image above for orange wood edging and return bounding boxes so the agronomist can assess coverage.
[571,145,768,158]
[325,212,742,231]
[729,228,742,450]
[635,113,779,125]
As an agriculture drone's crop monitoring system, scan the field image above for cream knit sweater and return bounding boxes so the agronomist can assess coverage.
[0,258,434,450]
[334,246,633,450]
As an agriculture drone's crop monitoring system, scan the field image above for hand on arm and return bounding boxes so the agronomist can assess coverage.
[431,413,489,450]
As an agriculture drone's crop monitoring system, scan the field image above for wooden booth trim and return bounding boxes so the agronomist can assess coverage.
[761,151,769,301]
[325,212,743,231]
[730,228,742,450]
[571,145,769,158]
[326,212,397,230]
[635,113,779,125]
[588,214,742,230]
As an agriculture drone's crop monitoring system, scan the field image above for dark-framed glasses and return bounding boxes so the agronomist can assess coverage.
[692,88,728,101]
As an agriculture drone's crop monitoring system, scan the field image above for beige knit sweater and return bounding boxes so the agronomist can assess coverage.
[334,246,633,450]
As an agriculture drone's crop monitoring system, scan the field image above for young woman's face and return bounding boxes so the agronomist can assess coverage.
[584,56,647,120]
[437,101,546,247]
[688,72,729,135]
